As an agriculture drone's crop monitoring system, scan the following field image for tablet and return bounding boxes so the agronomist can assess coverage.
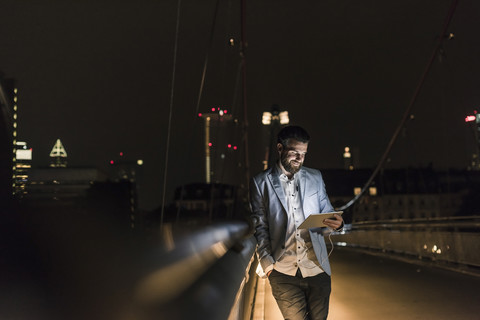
[297,211,343,229]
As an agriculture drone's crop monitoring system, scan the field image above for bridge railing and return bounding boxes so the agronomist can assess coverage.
[131,221,258,320]
[331,216,480,271]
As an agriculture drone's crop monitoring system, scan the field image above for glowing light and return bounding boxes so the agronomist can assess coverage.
[279,111,289,125]
[262,112,272,125]
[219,110,224,116]
[465,115,476,122]
[119,152,124,156]
[208,142,212,147]
[344,146,351,159]
[354,187,361,195]
[224,109,228,114]
[233,146,238,150]
[137,159,144,166]
[198,113,202,117]
[227,144,232,148]
[369,187,377,196]
[211,107,215,112]
[110,160,114,164]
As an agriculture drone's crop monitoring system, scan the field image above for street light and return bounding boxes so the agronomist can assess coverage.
[262,105,290,170]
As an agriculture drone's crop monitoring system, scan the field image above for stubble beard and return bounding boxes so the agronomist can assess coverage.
[281,152,302,175]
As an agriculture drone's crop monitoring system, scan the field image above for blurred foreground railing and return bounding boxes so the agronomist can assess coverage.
[132,221,258,320]
[331,216,480,271]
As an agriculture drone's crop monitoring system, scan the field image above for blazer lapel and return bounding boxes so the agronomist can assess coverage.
[267,168,288,214]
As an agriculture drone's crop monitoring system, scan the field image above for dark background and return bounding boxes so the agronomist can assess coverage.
[1,0,479,209]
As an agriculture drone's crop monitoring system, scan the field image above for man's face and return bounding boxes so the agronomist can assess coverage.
[278,139,308,175]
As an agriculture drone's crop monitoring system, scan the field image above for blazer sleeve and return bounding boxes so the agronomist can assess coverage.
[249,177,275,270]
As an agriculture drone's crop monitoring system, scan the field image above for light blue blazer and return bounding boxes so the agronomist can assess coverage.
[249,166,335,276]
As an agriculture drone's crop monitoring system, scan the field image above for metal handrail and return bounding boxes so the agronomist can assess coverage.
[351,215,480,230]
[131,221,257,320]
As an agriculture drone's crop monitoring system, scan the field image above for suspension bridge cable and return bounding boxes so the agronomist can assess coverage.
[338,0,459,211]
[173,0,224,221]
[160,0,183,228]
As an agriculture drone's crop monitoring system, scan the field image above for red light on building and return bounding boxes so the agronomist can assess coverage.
[110,160,114,164]
[224,109,228,114]
[211,107,215,112]
[208,142,213,147]
[465,115,476,122]
[227,144,232,148]
[119,152,124,156]
[233,146,238,150]
[198,113,202,117]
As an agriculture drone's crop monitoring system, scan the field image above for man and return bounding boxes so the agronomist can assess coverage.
[250,125,343,320]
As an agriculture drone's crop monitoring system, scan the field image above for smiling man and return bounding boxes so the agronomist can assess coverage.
[250,125,343,320]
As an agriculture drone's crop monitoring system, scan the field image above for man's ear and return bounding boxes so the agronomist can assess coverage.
[277,143,283,153]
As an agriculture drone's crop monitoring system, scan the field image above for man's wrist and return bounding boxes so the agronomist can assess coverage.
[335,221,344,231]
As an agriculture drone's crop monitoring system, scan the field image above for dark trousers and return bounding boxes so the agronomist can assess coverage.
[268,269,331,320]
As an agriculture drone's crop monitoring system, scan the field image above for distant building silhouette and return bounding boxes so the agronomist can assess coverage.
[27,167,108,206]
[322,167,480,223]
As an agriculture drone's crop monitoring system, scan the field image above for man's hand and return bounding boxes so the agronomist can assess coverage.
[323,213,344,230]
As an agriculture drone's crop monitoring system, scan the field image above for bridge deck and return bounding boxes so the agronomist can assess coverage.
[252,247,480,319]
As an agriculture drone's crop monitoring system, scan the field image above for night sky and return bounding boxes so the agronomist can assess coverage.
[1,0,479,209]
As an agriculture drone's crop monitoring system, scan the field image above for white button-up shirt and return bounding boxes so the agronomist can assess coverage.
[274,167,324,277]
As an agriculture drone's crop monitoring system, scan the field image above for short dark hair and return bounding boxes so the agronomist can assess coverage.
[277,125,310,146]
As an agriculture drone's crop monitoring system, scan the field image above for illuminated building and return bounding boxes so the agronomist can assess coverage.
[0,74,16,203]
[14,141,32,198]
[49,139,68,167]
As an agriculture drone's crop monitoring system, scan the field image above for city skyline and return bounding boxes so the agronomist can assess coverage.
[1,0,479,209]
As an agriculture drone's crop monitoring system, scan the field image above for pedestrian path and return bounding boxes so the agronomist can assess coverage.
[251,277,283,320]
